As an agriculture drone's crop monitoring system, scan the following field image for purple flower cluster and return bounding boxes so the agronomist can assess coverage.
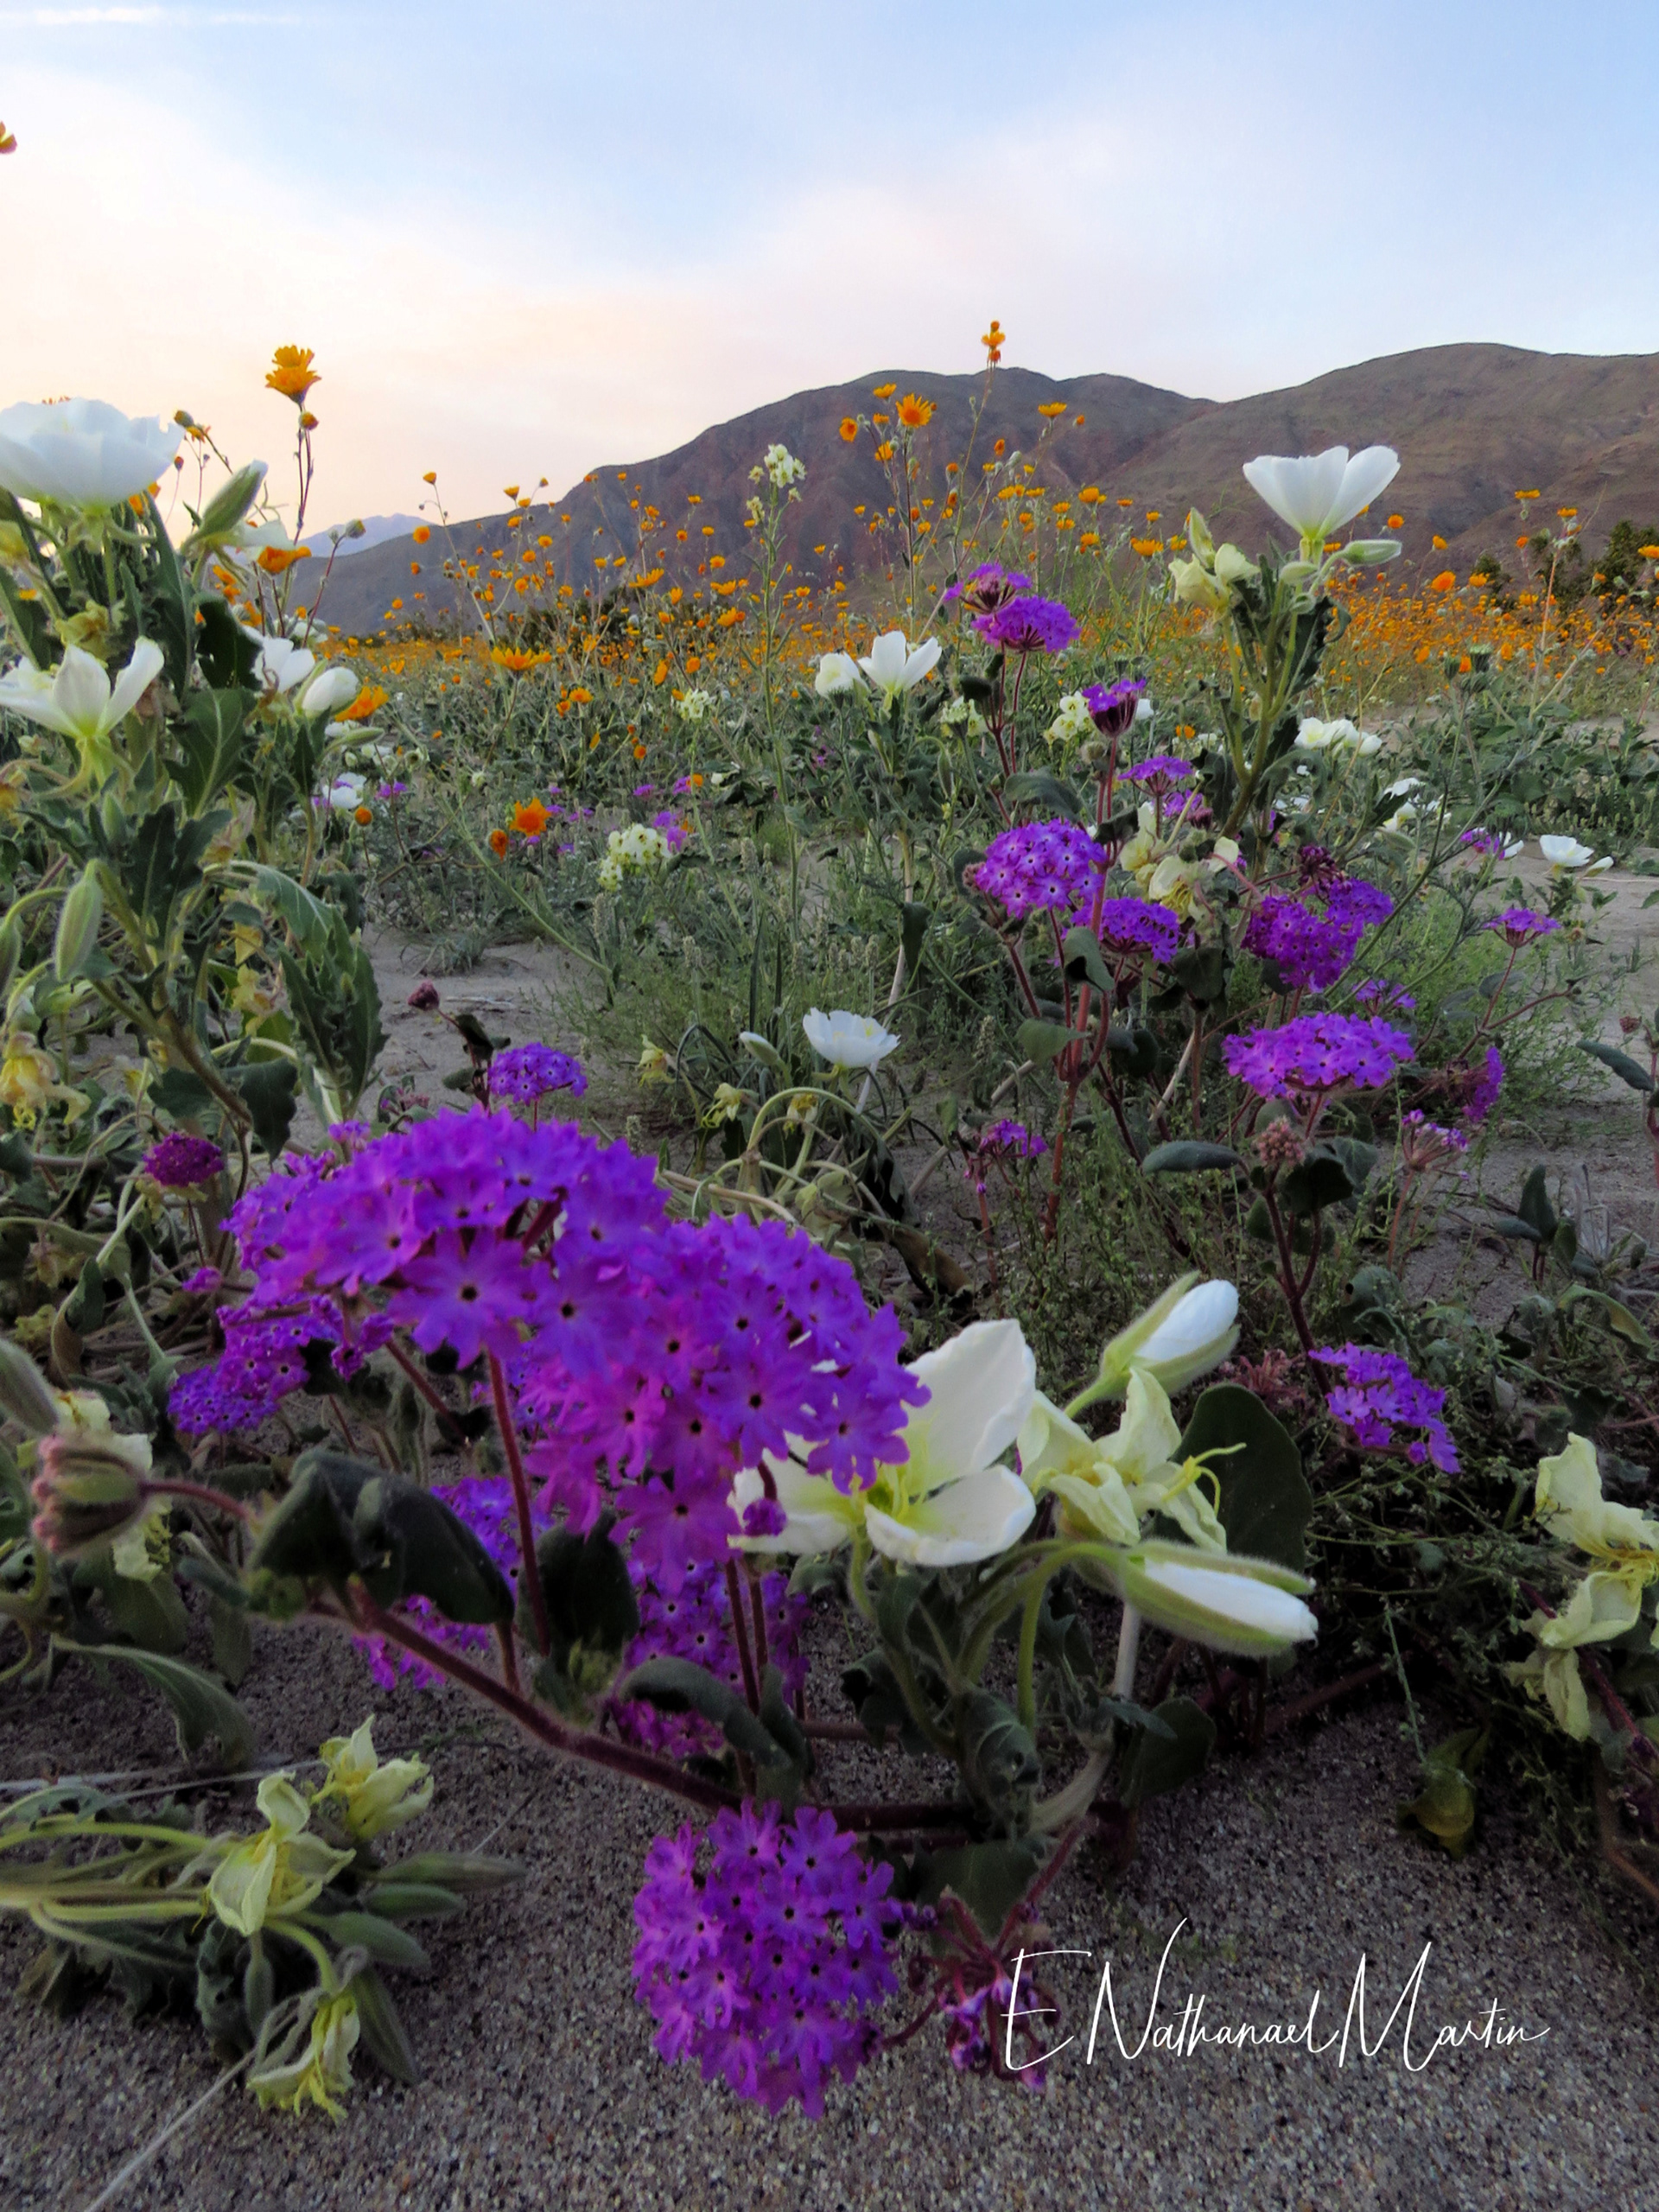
[1083,677,1145,736]
[181,1115,924,1586]
[169,1290,392,1436]
[1222,1014,1414,1103]
[1311,1343,1459,1473]
[632,1801,899,2113]
[974,594,1079,656]
[608,1559,808,1759]
[1087,896,1180,967]
[1461,1045,1504,1126]
[969,818,1105,923]
[944,562,1031,614]
[486,1043,588,1106]
[1483,906,1559,947]
[976,1118,1047,1161]
[1243,875,1395,995]
[651,809,690,854]
[142,1134,224,1189]
[1125,754,1192,788]
[1399,1109,1469,1170]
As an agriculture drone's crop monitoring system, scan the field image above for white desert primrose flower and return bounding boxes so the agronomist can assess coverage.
[802,1007,899,1071]
[1538,834,1605,871]
[814,652,861,698]
[1243,444,1401,557]
[0,639,163,786]
[729,1319,1037,1568]
[0,397,181,508]
[857,628,941,707]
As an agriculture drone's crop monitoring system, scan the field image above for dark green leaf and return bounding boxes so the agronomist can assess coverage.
[1002,770,1081,819]
[320,1912,429,1968]
[1516,1165,1556,1243]
[613,1654,787,1766]
[1279,1147,1358,1217]
[385,1852,524,1895]
[1172,943,1228,1005]
[899,901,931,977]
[194,594,262,690]
[1116,1695,1217,1808]
[174,690,246,814]
[209,1594,252,1688]
[957,1688,1041,1806]
[1141,1141,1243,1174]
[1060,925,1114,995]
[1016,1017,1082,1065]
[1103,1026,1159,1078]
[916,1837,1048,1937]
[57,1642,254,1768]
[236,1057,298,1160]
[1179,1383,1313,1571]
[351,1965,419,2084]
[357,1882,463,1920]
[1577,1039,1657,1097]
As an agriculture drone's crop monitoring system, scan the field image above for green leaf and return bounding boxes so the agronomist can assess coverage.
[1179,1383,1313,1571]
[521,1516,639,1702]
[957,1688,1041,1807]
[899,901,931,977]
[356,1881,463,1920]
[174,690,246,814]
[1577,1039,1656,1097]
[1016,1017,1083,1065]
[916,1837,1048,1937]
[615,1653,795,1771]
[1279,1147,1359,1217]
[209,1593,252,1688]
[1516,1164,1556,1243]
[247,1450,514,1625]
[150,1067,214,1122]
[1141,1141,1243,1174]
[1396,1727,1486,1859]
[1172,942,1229,1005]
[193,594,262,691]
[235,1057,298,1160]
[1116,1695,1217,1808]
[1001,770,1082,819]
[72,1548,188,1653]
[320,1911,429,1969]
[1060,925,1114,995]
[384,1852,524,1895]
[1103,1026,1159,1078]
[350,1965,419,2084]
[124,805,214,938]
[251,865,334,952]
[57,1642,254,1769]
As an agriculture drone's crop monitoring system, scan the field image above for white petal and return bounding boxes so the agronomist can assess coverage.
[860,631,910,685]
[1326,446,1401,533]
[0,660,73,736]
[728,1459,852,1554]
[1140,1559,1317,1644]
[902,1319,1036,1490]
[1243,448,1347,537]
[104,639,164,727]
[52,648,115,739]
[1135,1280,1237,1367]
[902,638,941,687]
[864,1465,1035,1567]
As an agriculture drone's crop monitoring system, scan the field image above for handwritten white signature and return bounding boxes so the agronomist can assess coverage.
[1006,1921,1550,2075]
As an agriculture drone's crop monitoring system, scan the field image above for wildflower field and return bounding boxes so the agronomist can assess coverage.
[3,336,1659,2181]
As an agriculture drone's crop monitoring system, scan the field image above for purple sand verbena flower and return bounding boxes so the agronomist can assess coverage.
[608,1559,808,1759]
[1311,1342,1459,1473]
[169,1112,925,1588]
[1483,907,1560,947]
[944,562,1031,614]
[1399,1110,1468,1169]
[632,1799,901,2114]
[1125,755,1193,786]
[487,1044,588,1106]
[974,594,1079,656]
[1461,1045,1504,1126]
[969,818,1106,924]
[1083,677,1145,736]
[1223,1014,1414,1102]
[652,809,690,853]
[1352,979,1416,1014]
[142,1134,224,1189]
[1085,896,1180,966]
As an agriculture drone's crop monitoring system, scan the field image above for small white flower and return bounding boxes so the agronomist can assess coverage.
[1382,775,1424,798]
[1046,691,1095,746]
[1295,715,1383,757]
[802,1007,899,1071]
[597,822,672,891]
[814,652,861,699]
[298,665,359,718]
[1538,834,1598,870]
[763,442,805,490]
[857,629,941,708]
[1243,444,1401,553]
[0,398,181,509]
[676,687,716,722]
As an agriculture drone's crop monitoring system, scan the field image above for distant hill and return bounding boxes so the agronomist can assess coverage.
[293,345,1659,638]
[302,512,424,559]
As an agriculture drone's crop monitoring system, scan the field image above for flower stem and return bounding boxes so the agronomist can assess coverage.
[487,1354,548,1656]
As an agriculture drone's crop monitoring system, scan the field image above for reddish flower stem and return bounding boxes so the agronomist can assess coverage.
[488,1352,550,1656]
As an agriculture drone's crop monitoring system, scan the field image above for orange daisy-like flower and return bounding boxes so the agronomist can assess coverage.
[1116,496,1134,509]
[1428,570,1456,593]
[335,685,389,723]
[488,828,511,858]
[255,545,312,575]
[1639,544,1659,560]
[838,416,859,442]
[569,685,594,705]
[1129,537,1161,557]
[716,608,744,627]
[412,525,431,545]
[896,393,934,428]
[1078,486,1100,505]
[491,647,549,674]
[1431,534,1447,550]
[1079,531,1100,549]
[265,345,321,404]
[422,470,437,486]
[1514,488,1541,500]
[353,804,373,826]
[512,798,550,837]
[1386,513,1404,529]
[1036,401,1067,419]
[981,319,1005,364]
[871,382,897,400]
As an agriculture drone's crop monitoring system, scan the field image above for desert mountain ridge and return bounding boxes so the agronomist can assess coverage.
[295,343,1659,638]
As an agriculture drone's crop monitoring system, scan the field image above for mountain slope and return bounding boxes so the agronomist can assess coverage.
[295,344,1659,638]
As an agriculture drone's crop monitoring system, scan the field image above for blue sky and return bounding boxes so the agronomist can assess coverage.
[3,1,1654,520]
